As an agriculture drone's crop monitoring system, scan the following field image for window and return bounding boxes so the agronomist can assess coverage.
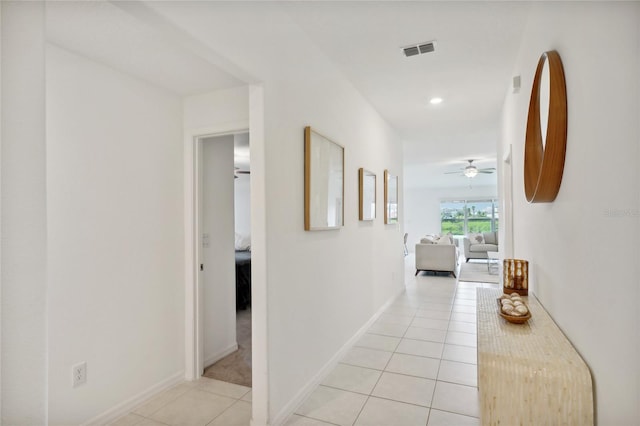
[440,199,499,235]
[440,201,465,235]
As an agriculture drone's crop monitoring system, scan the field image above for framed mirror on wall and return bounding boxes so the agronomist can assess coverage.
[358,168,376,221]
[384,169,398,224]
[304,126,344,230]
[524,50,567,203]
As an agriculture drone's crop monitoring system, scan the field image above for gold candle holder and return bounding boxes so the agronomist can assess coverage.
[503,259,528,295]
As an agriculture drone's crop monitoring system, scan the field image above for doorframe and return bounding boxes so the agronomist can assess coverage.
[184,122,247,377]
[184,85,268,426]
[194,127,249,377]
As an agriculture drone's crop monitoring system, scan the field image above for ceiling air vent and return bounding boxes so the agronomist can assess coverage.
[402,40,436,58]
[403,46,420,57]
[419,42,435,54]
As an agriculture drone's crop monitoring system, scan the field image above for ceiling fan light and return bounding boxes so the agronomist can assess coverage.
[464,166,478,178]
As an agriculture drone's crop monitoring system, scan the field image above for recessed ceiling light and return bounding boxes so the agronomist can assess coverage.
[430,97,443,105]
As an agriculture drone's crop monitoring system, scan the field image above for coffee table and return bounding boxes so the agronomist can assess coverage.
[487,251,499,275]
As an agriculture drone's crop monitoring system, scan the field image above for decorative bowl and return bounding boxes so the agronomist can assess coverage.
[497,299,531,324]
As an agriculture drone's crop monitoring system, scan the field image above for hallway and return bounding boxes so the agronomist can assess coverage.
[111,258,494,425]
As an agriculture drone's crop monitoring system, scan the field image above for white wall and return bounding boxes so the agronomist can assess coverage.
[404,185,498,251]
[263,68,404,426]
[46,45,185,424]
[499,2,640,424]
[183,86,250,134]
[1,2,47,424]
[201,135,237,367]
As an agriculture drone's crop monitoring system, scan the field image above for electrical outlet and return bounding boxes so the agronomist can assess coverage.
[72,362,87,388]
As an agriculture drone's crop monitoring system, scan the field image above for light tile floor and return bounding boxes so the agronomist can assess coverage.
[109,378,252,426]
[287,259,498,426]
[112,258,496,426]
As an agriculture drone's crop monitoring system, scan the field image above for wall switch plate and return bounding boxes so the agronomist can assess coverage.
[72,362,87,387]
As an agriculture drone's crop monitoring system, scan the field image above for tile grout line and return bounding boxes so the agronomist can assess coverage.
[351,395,371,425]
[358,393,434,410]
[292,412,342,426]
[204,398,249,426]
[428,407,481,420]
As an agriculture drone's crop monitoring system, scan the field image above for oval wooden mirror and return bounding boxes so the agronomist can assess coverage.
[524,50,567,203]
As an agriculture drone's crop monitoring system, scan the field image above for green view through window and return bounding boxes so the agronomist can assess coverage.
[440,199,499,235]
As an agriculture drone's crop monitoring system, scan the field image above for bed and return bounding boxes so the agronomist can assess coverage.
[235,250,251,310]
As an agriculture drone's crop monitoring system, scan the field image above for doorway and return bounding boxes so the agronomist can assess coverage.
[198,132,253,388]
[185,86,267,425]
[194,132,252,388]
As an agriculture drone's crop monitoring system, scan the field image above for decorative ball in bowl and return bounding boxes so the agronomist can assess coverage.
[497,293,531,324]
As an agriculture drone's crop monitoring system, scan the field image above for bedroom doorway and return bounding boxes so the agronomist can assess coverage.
[184,86,266,424]
[196,131,253,389]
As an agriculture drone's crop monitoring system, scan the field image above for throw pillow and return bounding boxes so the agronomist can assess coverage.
[467,232,485,244]
[421,234,439,244]
[437,234,451,245]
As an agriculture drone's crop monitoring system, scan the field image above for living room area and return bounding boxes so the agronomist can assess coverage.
[404,167,501,283]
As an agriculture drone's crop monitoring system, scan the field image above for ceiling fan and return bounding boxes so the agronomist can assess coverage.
[445,159,495,178]
[234,167,250,179]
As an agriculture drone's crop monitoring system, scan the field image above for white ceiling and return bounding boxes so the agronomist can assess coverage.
[280,2,531,188]
[46,1,244,95]
[45,1,533,190]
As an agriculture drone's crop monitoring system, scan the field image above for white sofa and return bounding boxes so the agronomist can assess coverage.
[414,236,458,277]
[463,231,498,261]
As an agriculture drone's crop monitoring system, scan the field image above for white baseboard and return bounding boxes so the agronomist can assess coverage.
[204,342,238,369]
[82,370,185,426]
[270,287,405,426]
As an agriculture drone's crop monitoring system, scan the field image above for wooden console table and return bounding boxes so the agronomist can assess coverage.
[477,288,594,425]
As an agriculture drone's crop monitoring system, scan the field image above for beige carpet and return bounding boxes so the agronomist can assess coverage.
[203,308,252,387]
[459,261,500,284]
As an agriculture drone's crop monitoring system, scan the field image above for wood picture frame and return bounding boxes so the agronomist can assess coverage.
[384,169,398,224]
[358,168,376,221]
[304,126,344,230]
